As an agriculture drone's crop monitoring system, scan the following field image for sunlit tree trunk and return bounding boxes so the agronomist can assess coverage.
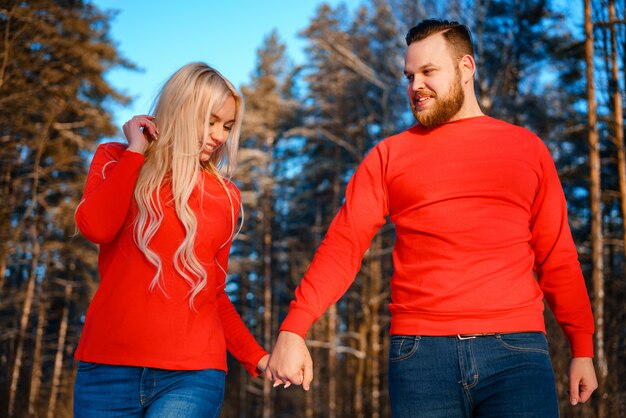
[369,236,383,418]
[239,273,249,418]
[608,0,626,271]
[327,147,343,418]
[354,297,368,418]
[327,304,338,418]
[46,284,72,418]
[305,320,317,418]
[584,2,607,417]
[28,295,47,416]
[262,136,274,418]
[8,224,40,417]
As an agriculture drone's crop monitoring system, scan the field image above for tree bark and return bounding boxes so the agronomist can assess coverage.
[8,224,40,417]
[28,293,47,416]
[262,135,274,418]
[369,236,383,418]
[608,0,626,273]
[46,284,72,418]
[584,2,607,417]
[239,273,249,418]
[328,304,337,418]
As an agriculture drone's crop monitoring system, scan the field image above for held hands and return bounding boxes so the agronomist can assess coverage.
[265,331,313,391]
[257,353,288,387]
[569,357,598,406]
[123,115,159,155]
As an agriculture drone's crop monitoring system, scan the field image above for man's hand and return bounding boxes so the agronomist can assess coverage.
[266,331,313,391]
[569,357,598,405]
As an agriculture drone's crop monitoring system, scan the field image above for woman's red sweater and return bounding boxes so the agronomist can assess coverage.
[74,142,266,374]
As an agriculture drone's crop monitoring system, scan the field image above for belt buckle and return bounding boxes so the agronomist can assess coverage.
[457,334,477,340]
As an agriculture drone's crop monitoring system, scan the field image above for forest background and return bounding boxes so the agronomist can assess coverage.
[0,0,624,417]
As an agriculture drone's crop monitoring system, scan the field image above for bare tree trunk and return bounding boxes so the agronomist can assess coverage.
[28,295,47,417]
[305,205,325,418]
[262,136,274,418]
[584,2,607,417]
[328,304,337,418]
[369,236,383,418]
[0,163,13,289]
[327,147,342,418]
[354,318,367,418]
[8,224,40,417]
[608,0,626,270]
[239,273,249,418]
[305,321,316,418]
[47,284,72,418]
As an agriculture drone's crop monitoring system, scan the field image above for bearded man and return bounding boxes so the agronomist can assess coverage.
[267,19,597,418]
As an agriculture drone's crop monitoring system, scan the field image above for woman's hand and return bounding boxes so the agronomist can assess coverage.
[122,115,159,155]
[258,353,289,387]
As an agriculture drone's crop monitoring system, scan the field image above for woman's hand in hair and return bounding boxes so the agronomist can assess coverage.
[123,114,159,155]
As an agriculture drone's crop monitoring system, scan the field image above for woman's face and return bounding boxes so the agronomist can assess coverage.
[199,95,236,163]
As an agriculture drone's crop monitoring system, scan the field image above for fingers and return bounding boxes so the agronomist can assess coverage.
[302,353,313,391]
[266,331,314,391]
[568,357,598,406]
[130,115,159,139]
[274,380,291,389]
[578,382,595,403]
[569,379,581,405]
[123,115,159,154]
[264,366,290,388]
[270,369,306,388]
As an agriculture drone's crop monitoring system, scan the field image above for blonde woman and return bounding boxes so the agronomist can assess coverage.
[73,63,271,417]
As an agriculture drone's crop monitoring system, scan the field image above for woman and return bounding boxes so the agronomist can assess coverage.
[73,63,270,417]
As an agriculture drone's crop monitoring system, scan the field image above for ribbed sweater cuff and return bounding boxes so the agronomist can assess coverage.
[279,308,318,339]
[244,349,269,377]
[569,333,594,358]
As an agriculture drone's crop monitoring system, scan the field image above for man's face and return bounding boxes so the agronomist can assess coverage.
[404,33,465,129]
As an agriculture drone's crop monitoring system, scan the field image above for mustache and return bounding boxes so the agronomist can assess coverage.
[413,89,436,99]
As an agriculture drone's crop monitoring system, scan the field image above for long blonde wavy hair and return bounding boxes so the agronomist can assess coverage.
[133,62,243,308]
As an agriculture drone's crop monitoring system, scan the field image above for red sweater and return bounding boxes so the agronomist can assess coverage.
[74,142,266,374]
[281,116,594,358]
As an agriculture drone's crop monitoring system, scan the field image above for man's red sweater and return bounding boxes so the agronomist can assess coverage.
[74,142,266,374]
[280,116,594,358]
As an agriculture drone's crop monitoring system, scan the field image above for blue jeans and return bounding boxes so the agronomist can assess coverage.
[388,333,559,418]
[73,362,225,417]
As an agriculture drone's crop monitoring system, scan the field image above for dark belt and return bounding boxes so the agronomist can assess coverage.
[456,333,497,340]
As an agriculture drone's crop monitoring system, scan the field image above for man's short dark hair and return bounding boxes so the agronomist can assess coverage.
[405,19,474,60]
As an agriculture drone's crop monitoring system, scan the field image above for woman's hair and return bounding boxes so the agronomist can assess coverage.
[133,62,243,309]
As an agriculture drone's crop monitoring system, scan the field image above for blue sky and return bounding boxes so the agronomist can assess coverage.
[91,0,362,131]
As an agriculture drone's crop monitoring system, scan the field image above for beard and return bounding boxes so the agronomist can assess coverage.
[411,69,465,129]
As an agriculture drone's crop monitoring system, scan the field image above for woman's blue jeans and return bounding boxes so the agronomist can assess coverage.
[388,332,559,418]
[73,362,225,417]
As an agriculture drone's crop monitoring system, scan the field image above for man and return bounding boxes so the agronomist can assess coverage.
[267,19,597,417]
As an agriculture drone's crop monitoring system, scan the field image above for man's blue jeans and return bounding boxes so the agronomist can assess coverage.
[388,332,559,418]
[73,362,225,417]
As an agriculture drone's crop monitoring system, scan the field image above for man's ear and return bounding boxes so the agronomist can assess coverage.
[459,54,476,84]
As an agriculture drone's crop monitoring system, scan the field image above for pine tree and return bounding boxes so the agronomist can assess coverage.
[0,1,131,415]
